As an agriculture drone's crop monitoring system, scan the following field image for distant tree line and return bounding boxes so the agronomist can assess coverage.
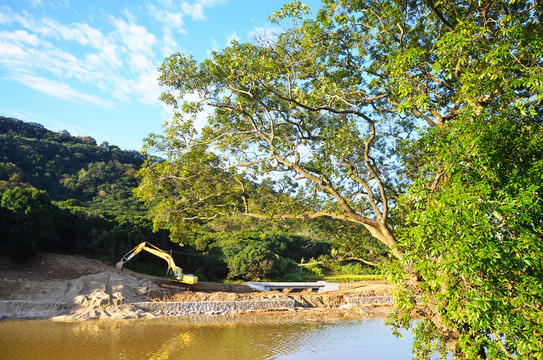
[0,186,169,261]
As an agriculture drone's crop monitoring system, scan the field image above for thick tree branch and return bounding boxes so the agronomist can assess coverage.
[425,0,455,31]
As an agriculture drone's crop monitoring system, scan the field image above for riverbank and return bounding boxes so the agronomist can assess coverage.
[0,253,393,321]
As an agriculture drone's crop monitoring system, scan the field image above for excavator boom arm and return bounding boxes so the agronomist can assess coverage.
[120,242,176,269]
[116,242,197,285]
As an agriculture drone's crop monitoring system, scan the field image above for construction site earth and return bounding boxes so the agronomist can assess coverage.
[0,253,393,321]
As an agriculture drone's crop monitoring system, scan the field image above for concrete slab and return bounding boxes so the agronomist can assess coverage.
[244,281,340,293]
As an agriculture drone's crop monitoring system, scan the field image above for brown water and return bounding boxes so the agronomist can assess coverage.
[0,316,416,359]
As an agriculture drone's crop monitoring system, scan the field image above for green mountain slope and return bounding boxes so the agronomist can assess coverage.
[0,116,146,216]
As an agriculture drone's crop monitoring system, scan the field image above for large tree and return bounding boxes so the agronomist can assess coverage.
[137,0,542,358]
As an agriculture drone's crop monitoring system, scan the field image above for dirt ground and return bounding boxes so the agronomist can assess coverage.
[0,253,392,321]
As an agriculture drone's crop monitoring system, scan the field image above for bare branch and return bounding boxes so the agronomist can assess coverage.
[221,156,275,170]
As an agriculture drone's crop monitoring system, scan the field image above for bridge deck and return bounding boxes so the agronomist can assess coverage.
[244,281,340,293]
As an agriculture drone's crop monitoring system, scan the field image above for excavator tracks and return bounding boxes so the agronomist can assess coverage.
[159,280,193,291]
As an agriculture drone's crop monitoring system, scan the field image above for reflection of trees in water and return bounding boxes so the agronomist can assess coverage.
[62,317,328,359]
[1,317,417,359]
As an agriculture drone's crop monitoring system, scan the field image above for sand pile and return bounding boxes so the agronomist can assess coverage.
[54,271,160,320]
[0,270,161,320]
[0,253,166,320]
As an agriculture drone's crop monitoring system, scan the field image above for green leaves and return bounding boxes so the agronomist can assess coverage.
[269,1,312,23]
[149,0,542,357]
[393,112,543,358]
[151,4,401,238]
[1,187,55,260]
[134,146,252,242]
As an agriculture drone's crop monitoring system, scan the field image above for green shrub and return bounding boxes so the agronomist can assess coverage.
[227,242,278,281]
[0,187,55,261]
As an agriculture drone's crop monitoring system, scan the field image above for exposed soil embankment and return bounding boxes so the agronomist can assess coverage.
[0,253,392,321]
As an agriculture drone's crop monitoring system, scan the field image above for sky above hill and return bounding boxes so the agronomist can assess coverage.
[0,0,323,150]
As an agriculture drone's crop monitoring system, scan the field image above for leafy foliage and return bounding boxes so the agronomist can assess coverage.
[0,117,347,281]
[0,187,55,260]
[0,117,167,263]
[389,114,543,359]
[141,0,543,358]
[135,146,248,241]
[189,218,331,281]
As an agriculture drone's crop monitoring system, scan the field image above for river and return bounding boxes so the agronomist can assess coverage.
[0,316,418,359]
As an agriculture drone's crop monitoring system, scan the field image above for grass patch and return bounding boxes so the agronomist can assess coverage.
[324,274,385,282]
[280,272,385,282]
[221,279,246,284]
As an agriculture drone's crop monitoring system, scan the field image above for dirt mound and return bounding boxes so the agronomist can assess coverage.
[1,253,118,281]
[0,271,161,321]
[54,271,160,321]
[0,253,164,320]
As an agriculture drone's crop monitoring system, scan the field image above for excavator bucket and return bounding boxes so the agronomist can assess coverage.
[116,261,124,271]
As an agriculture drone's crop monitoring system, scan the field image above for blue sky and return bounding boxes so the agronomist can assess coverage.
[0,0,323,150]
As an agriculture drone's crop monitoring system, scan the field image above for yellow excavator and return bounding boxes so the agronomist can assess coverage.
[116,242,198,287]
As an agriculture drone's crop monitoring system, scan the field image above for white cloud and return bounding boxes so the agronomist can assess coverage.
[0,11,12,25]
[197,0,228,10]
[108,77,133,103]
[30,0,43,7]
[0,12,122,80]
[0,40,29,61]
[113,18,157,55]
[133,69,162,105]
[96,42,123,70]
[163,10,186,30]
[160,26,179,57]
[0,30,40,46]
[148,4,186,32]
[147,0,226,33]
[0,0,225,116]
[127,53,154,73]
[181,2,206,21]
[0,7,159,107]
[54,22,108,50]
[13,74,116,109]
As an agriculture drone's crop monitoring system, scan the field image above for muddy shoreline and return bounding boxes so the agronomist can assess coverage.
[0,253,393,321]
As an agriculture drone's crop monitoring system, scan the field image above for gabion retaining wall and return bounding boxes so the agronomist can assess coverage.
[344,296,395,306]
[135,299,297,316]
[0,300,74,320]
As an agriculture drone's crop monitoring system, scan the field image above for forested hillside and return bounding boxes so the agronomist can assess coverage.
[0,117,385,281]
[0,116,146,215]
[0,116,166,262]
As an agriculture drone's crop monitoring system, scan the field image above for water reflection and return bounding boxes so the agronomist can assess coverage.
[0,316,416,360]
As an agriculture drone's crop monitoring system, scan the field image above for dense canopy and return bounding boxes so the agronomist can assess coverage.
[137,1,543,358]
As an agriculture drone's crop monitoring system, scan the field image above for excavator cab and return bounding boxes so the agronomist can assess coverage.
[167,266,183,281]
